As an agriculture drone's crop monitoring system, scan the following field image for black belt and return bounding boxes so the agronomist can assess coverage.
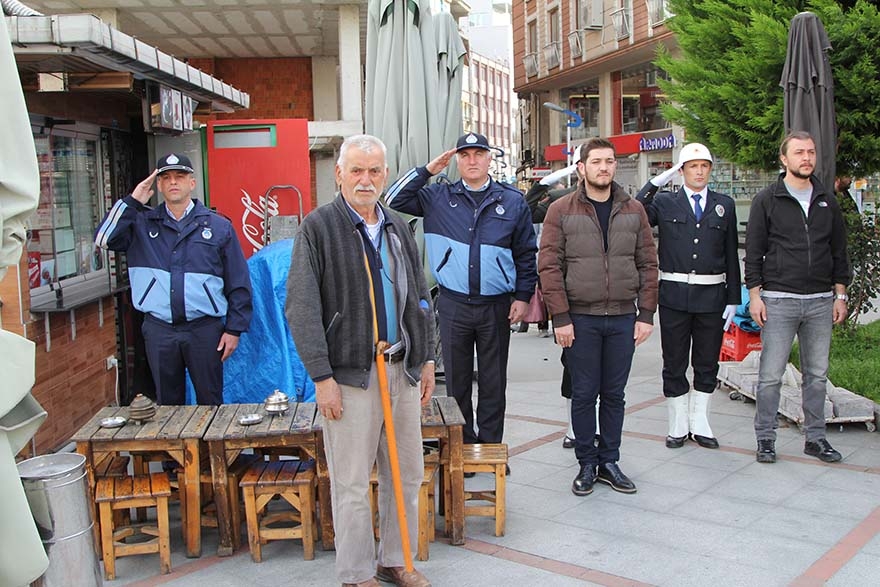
[384,347,406,363]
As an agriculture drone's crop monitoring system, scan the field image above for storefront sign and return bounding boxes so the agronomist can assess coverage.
[639,134,675,152]
[530,167,551,179]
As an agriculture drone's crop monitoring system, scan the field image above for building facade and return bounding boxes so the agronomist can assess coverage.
[513,0,777,203]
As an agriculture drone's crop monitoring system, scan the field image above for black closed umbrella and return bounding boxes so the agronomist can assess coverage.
[780,11,837,193]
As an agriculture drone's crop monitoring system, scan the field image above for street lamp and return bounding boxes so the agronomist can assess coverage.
[543,101,583,185]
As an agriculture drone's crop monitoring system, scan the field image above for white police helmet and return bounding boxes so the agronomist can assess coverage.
[678,143,713,165]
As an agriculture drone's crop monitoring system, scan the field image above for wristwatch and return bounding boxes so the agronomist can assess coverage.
[835,294,848,301]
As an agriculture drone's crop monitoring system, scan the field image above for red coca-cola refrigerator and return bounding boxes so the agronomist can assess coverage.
[206,119,311,258]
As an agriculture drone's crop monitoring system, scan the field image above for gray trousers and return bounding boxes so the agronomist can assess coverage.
[754,296,833,443]
[323,361,424,584]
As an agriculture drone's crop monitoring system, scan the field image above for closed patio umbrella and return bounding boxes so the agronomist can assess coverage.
[366,0,444,182]
[434,11,466,181]
[780,11,837,193]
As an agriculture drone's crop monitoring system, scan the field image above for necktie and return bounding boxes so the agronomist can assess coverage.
[692,194,703,221]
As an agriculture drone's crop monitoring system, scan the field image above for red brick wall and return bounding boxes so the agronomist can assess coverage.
[191,57,314,121]
[2,254,117,455]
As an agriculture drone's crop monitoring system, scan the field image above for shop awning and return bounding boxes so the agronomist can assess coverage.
[5,13,249,112]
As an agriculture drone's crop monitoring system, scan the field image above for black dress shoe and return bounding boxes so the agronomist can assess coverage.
[665,435,687,449]
[571,464,597,496]
[690,433,720,449]
[562,436,575,449]
[756,439,776,463]
[596,462,637,494]
[804,439,842,463]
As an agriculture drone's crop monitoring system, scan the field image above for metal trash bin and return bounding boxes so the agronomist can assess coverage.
[17,453,101,587]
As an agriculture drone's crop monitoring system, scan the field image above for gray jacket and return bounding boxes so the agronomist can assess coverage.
[285,195,434,388]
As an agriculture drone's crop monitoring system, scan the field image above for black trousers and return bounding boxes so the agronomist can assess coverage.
[437,294,511,444]
[659,305,724,397]
[142,315,225,405]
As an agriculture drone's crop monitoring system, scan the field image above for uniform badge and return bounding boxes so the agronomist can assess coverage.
[818,201,828,207]
[715,204,725,217]
[495,204,505,215]
[166,154,179,164]
[465,133,478,144]
[202,227,213,240]
[149,230,159,239]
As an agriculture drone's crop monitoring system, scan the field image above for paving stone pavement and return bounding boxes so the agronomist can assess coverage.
[102,326,880,586]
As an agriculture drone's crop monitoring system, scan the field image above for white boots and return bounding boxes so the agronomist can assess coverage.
[688,391,719,448]
[665,395,689,448]
[666,391,719,449]
[563,398,575,448]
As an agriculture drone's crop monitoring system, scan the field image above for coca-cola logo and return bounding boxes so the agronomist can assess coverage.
[240,188,280,254]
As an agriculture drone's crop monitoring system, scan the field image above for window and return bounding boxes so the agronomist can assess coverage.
[545,8,561,69]
[27,129,105,292]
[568,31,583,58]
[548,8,560,44]
[527,20,538,54]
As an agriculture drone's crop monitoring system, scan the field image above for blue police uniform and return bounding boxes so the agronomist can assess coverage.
[95,194,252,405]
[386,160,537,444]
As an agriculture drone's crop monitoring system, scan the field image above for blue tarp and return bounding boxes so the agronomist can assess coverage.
[186,238,315,404]
[733,284,761,333]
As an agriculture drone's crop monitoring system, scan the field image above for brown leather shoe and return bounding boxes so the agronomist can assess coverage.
[376,564,431,587]
[342,579,380,587]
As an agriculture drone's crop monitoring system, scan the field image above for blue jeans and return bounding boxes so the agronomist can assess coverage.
[754,296,833,443]
[565,313,636,467]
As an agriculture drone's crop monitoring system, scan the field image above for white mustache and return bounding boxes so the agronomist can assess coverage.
[355,186,376,193]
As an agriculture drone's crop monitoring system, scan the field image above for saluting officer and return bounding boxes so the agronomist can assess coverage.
[636,143,741,450]
[95,153,252,406]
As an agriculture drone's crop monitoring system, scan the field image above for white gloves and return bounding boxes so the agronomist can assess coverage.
[649,162,683,187]
[722,304,737,331]
[540,163,578,186]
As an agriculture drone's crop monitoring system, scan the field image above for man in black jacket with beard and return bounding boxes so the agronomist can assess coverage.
[745,131,851,465]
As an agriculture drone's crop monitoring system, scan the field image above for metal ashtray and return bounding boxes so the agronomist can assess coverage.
[238,413,263,426]
[100,416,127,429]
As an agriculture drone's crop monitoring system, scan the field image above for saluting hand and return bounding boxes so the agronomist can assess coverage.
[426,148,458,175]
[132,169,158,204]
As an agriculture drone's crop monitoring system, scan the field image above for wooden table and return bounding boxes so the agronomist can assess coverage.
[71,404,216,558]
[204,402,324,556]
[205,396,466,556]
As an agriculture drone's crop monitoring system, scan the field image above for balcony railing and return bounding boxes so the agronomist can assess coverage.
[543,42,560,70]
[567,31,583,59]
[523,53,538,77]
[646,0,672,27]
[610,8,631,39]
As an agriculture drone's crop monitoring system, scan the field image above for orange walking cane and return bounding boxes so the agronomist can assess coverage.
[364,254,414,571]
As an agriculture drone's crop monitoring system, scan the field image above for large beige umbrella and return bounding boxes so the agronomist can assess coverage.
[366,0,444,181]
[1,14,51,587]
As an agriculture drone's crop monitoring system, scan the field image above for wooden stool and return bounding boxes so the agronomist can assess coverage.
[95,472,171,580]
[94,455,131,527]
[178,453,260,551]
[240,460,316,562]
[369,461,438,561]
[456,443,507,537]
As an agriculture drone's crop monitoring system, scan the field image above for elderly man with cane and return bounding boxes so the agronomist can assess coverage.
[286,135,435,587]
